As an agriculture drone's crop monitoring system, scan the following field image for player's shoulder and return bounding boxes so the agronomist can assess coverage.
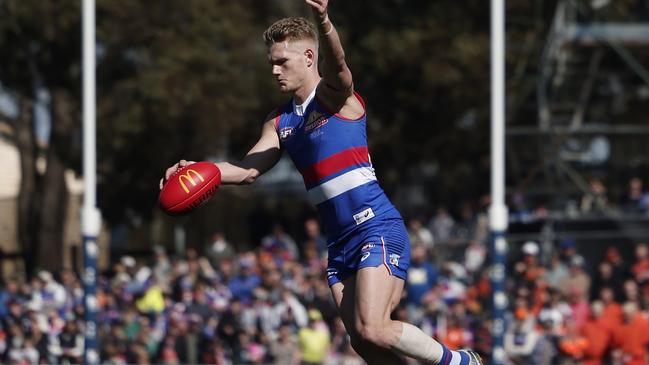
[316,82,364,120]
[263,101,293,128]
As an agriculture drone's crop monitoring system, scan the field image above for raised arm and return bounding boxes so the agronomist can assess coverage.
[161,113,281,188]
[307,0,353,95]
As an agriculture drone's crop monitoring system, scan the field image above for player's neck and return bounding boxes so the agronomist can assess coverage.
[293,77,320,104]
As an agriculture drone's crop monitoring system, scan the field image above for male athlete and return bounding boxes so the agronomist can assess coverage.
[162,1,482,364]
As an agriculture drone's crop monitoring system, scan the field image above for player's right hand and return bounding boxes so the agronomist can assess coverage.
[159,159,196,190]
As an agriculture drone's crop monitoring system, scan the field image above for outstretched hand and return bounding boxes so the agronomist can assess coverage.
[159,159,196,190]
[305,0,329,22]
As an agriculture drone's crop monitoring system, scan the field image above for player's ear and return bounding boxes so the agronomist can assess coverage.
[304,49,315,67]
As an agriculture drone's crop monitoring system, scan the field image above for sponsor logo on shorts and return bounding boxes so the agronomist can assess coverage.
[360,252,371,262]
[361,243,375,252]
[353,207,375,225]
[279,127,295,140]
[389,254,400,267]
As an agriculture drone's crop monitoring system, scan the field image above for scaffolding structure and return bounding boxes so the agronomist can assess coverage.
[508,0,649,208]
[506,0,649,250]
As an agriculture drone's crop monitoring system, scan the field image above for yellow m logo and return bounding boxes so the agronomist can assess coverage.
[178,169,205,194]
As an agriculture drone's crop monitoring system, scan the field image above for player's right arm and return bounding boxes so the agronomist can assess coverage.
[216,115,281,185]
[161,113,281,188]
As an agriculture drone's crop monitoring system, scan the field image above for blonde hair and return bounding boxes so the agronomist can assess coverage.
[263,17,317,46]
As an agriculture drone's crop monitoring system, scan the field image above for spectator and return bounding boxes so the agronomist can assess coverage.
[405,244,438,322]
[303,218,327,258]
[297,309,330,365]
[428,207,455,245]
[261,224,299,261]
[558,319,589,364]
[598,287,623,333]
[205,232,236,269]
[612,301,649,365]
[622,177,649,214]
[227,256,261,303]
[604,246,631,284]
[504,305,539,364]
[580,177,608,214]
[631,242,649,284]
[580,301,613,365]
[55,319,83,364]
[269,324,298,365]
[591,261,624,302]
[407,217,434,250]
[543,253,569,290]
[559,255,591,300]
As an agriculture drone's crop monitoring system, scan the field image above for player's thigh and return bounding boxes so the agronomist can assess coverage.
[330,276,357,330]
[354,265,404,326]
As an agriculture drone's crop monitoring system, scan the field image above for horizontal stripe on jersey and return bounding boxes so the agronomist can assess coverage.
[307,166,377,205]
[301,146,370,187]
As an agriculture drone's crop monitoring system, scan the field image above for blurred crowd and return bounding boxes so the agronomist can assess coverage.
[0,176,648,365]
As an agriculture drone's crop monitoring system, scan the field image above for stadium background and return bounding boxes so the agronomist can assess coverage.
[1,0,649,364]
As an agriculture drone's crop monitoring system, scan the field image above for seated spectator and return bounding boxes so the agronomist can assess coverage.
[581,301,613,365]
[612,301,649,365]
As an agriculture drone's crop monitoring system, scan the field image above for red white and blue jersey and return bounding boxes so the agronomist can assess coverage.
[274,90,402,243]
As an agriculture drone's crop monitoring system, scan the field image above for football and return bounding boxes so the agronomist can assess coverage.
[159,161,221,215]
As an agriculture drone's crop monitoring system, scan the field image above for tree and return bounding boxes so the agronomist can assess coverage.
[0,0,82,274]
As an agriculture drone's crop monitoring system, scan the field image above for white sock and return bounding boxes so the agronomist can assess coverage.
[393,322,443,363]
[394,322,470,365]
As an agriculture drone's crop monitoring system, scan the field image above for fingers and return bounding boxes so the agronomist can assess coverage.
[165,162,180,180]
[161,160,196,189]
[305,0,327,15]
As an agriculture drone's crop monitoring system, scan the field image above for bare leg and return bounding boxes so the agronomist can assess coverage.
[354,265,464,364]
[330,275,406,365]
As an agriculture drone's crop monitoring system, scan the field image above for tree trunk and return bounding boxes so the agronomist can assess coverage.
[15,98,39,278]
[37,89,74,272]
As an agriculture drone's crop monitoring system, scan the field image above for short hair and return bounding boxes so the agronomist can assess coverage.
[263,17,317,46]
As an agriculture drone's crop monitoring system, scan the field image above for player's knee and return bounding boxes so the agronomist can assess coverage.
[356,323,389,348]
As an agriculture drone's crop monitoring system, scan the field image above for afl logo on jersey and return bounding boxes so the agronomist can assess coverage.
[279,127,295,140]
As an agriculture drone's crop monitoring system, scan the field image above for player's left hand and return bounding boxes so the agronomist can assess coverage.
[305,0,329,22]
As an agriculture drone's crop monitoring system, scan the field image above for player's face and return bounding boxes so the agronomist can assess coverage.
[268,40,312,94]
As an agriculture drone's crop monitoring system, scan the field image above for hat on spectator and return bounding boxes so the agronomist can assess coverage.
[570,255,585,267]
[121,256,136,268]
[560,238,576,249]
[38,270,53,283]
[522,241,540,256]
[308,309,323,321]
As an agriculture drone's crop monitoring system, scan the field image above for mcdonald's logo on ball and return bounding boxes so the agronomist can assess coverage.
[178,169,205,193]
[159,161,221,215]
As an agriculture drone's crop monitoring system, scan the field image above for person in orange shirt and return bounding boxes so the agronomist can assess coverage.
[580,301,613,365]
[598,286,624,336]
[558,319,589,362]
[438,316,472,351]
[612,301,649,365]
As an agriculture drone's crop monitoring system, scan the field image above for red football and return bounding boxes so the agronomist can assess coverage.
[159,161,221,215]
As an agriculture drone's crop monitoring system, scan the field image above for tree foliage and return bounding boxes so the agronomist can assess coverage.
[1,0,573,263]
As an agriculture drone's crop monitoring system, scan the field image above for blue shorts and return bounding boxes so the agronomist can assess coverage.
[326,218,411,286]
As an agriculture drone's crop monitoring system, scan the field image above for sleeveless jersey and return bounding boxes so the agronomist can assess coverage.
[274,91,402,243]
